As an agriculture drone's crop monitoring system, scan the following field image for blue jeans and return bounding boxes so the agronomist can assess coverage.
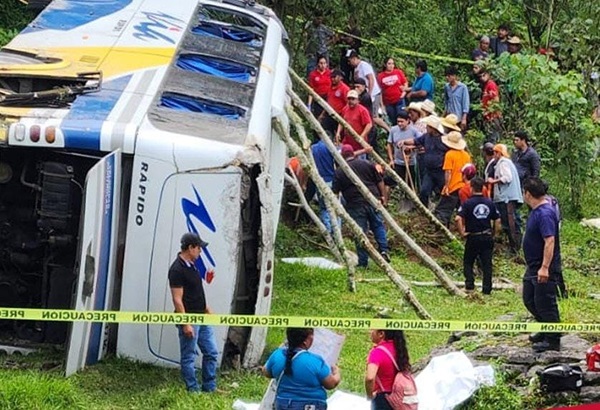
[385,100,406,122]
[372,392,393,410]
[317,182,340,235]
[177,324,218,392]
[276,398,327,410]
[496,201,522,252]
[419,167,445,206]
[347,205,389,267]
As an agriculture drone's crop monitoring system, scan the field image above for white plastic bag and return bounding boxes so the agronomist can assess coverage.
[415,351,495,410]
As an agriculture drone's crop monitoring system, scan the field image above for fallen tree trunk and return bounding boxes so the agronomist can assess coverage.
[285,108,357,291]
[286,91,465,298]
[283,172,345,266]
[289,68,461,248]
[274,118,433,319]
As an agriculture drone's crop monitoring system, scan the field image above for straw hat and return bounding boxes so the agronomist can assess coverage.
[406,102,423,114]
[423,115,445,135]
[441,114,461,131]
[442,131,466,150]
[507,36,521,45]
[421,99,437,115]
[493,143,510,158]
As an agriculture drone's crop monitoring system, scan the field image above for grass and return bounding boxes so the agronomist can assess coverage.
[2,217,599,409]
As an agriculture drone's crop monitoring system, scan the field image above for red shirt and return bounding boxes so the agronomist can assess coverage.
[482,79,501,121]
[377,69,407,105]
[308,68,332,96]
[327,82,350,114]
[367,340,397,393]
[459,182,490,204]
[341,104,372,150]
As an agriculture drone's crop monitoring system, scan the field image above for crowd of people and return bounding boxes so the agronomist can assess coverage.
[297,14,559,276]
[295,16,565,355]
[163,21,564,404]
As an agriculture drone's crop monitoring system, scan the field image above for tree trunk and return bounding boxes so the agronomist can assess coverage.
[274,118,433,319]
[283,172,344,265]
[286,107,357,291]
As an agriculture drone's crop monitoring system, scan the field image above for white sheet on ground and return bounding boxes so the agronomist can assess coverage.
[581,218,600,230]
[281,257,343,270]
[234,391,370,410]
[415,351,495,410]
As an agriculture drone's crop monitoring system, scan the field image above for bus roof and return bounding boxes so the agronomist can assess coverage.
[0,0,286,152]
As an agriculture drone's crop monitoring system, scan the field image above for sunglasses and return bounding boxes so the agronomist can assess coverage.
[347,97,358,100]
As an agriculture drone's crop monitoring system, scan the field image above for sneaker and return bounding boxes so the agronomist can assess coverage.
[532,340,561,353]
[528,333,545,343]
[381,252,391,263]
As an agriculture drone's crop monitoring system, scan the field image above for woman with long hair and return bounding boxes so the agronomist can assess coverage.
[365,329,416,410]
[264,327,341,410]
[377,57,408,122]
[307,55,332,119]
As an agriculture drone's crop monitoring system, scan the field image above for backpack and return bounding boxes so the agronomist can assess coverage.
[537,364,583,393]
[586,343,600,372]
[375,345,419,410]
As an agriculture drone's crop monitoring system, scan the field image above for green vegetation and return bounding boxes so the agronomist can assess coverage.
[0,1,599,409]
[0,2,32,46]
[1,220,599,409]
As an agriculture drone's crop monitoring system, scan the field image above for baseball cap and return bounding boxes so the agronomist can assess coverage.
[481,142,494,154]
[461,163,477,179]
[330,69,344,78]
[180,232,209,249]
[354,78,367,86]
[340,144,355,158]
[347,89,359,99]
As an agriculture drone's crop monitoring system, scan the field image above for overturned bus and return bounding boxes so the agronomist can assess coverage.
[0,0,289,375]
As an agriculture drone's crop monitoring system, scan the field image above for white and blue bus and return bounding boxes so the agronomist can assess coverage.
[0,0,289,375]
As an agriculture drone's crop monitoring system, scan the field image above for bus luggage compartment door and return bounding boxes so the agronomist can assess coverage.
[65,150,121,376]
[145,171,242,366]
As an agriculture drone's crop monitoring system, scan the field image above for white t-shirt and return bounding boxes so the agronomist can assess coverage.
[354,61,381,97]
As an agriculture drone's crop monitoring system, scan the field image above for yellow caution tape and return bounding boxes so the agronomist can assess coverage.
[1,308,599,334]
[332,28,475,65]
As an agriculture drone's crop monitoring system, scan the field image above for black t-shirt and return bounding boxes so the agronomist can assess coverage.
[457,195,500,234]
[168,255,207,313]
[414,133,448,170]
[359,90,373,117]
[333,158,382,209]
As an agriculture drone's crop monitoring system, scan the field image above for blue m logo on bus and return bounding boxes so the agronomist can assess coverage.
[133,11,185,44]
[181,186,217,283]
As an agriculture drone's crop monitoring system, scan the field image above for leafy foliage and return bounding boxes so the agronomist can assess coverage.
[0,2,33,47]
[489,53,600,216]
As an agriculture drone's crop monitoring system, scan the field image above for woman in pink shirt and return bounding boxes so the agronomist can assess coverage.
[377,58,408,123]
[365,329,413,410]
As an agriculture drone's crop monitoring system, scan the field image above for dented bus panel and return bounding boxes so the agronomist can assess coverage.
[0,0,289,375]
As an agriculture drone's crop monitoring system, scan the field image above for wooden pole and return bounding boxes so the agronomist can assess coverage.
[289,68,461,247]
[285,108,357,291]
[283,172,345,266]
[286,91,466,297]
[274,118,433,319]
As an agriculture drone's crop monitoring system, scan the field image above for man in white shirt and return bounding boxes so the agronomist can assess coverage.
[347,50,389,133]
